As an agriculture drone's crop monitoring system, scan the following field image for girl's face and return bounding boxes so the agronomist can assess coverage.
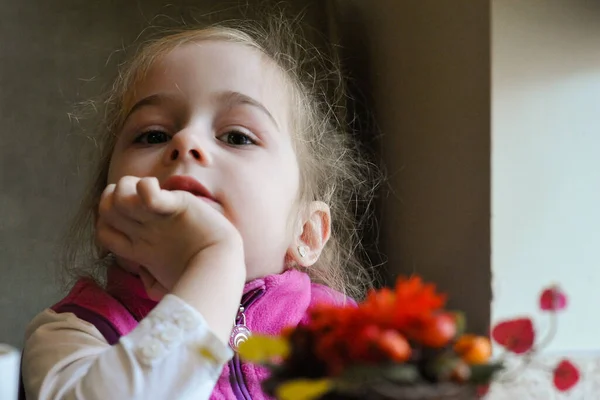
[107,41,301,280]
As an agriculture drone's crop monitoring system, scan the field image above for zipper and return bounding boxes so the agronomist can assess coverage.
[229,287,265,400]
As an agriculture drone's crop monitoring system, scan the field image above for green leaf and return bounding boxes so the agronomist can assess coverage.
[468,362,504,384]
[452,311,467,338]
[383,364,420,383]
[338,364,420,385]
[338,364,385,383]
[429,355,461,381]
[333,364,421,396]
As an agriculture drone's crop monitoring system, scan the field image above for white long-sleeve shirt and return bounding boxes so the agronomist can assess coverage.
[22,294,233,400]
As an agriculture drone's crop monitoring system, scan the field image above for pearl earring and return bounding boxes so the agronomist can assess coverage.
[298,245,308,258]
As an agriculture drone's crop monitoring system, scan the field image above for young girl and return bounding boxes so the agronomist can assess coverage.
[22,18,377,400]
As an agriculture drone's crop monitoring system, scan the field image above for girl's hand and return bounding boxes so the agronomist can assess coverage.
[96,175,243,291]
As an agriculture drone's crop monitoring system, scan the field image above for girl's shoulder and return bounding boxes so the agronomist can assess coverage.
[261,269,356,307]
[51,278,138,337]
[310,281,357,307]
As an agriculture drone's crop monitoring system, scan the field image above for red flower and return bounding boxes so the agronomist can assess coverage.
[491,318,535,354]
[476,384,490,398]
[359,276,447,337]
[540,286,567,311]
[553,359,579,392]
[307,276,449,374]
[347,324,384,363]
[360,287,398,327]
[393,276,446,317]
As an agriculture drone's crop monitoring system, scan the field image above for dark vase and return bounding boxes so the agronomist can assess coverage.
[318,383,478,400]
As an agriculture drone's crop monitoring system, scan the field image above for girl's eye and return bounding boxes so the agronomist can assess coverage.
[218,130,257,146]
[134,130,171,144]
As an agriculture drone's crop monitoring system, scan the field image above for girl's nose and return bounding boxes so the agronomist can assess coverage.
[164,130,211,166]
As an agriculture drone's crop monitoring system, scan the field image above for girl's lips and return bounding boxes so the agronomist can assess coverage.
[161,175,217,203]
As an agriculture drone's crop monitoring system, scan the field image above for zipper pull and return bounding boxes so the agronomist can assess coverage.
[229,305,252,352]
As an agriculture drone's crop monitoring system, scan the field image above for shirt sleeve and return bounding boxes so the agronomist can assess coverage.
[22,294,233,400]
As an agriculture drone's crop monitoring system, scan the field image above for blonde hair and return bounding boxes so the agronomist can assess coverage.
[61,17,380,300]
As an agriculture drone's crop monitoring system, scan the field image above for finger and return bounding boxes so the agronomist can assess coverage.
[139,267,168,301]
[113,176,146,223]
[98,184,116,218]
[137,177,183,215]
[100,183,116,204]
[96,218,133,260]
[98,188,146,242]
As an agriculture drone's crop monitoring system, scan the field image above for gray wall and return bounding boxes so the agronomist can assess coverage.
[0,0,326,348]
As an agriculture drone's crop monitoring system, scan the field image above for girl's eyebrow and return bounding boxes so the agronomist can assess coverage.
[124,91,280,130]
[218,91,280,130]
[124,93,181,120]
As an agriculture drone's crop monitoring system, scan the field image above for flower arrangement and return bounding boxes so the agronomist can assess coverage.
[239,276,577,400]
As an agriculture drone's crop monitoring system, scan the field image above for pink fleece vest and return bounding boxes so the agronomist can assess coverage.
[52,267,352,400]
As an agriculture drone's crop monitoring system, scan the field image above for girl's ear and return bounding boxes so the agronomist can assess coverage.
[289,201,331,268]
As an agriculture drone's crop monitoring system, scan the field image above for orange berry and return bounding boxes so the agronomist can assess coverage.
[378,330,411,362]
[418,313,457,348]
[454,334,492,365]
